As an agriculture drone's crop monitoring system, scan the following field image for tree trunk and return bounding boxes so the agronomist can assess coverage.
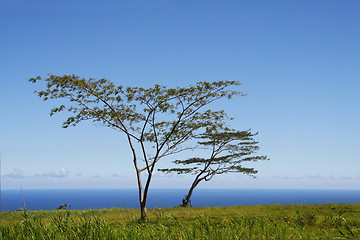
[136,172,148,221]
[127,134,148,220]
[183,179,200,207]
[182,190,193,207]
[140,169,154,220]
[140,201,147,220]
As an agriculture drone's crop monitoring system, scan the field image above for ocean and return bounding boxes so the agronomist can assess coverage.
[1,188,360,211]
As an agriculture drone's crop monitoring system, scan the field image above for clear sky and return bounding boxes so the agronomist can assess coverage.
[1,0,359,190]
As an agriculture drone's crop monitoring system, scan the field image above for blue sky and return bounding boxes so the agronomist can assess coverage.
[1,0,359,190]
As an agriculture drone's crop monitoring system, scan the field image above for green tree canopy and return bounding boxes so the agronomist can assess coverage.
[29,74,245,219]
[159,129,268,207]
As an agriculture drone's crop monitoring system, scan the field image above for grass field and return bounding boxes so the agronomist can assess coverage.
[1,204,359,239]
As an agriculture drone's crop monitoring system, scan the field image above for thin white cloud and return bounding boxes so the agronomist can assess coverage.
[60,168,67,176]
[153,170,167,178]
[40,168,70,178]
[3,169,26,179]
[3,168,70,179]
[152,170,184,178]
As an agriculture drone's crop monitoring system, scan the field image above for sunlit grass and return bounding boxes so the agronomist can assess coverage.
[1,204,359,239]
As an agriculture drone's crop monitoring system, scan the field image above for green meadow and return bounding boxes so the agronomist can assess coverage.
[1,204,359,239]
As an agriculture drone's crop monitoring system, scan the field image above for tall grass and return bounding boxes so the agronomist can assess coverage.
[1,204,359,239]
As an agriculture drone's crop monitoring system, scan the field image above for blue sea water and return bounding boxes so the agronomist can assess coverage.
[1,189,360,211]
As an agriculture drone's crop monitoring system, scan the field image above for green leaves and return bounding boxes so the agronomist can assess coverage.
[158,129,268,178]
[29,74,245,172]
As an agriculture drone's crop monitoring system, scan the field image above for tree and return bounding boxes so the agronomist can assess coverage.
[158,129,268,207]
[29,75,244,220]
